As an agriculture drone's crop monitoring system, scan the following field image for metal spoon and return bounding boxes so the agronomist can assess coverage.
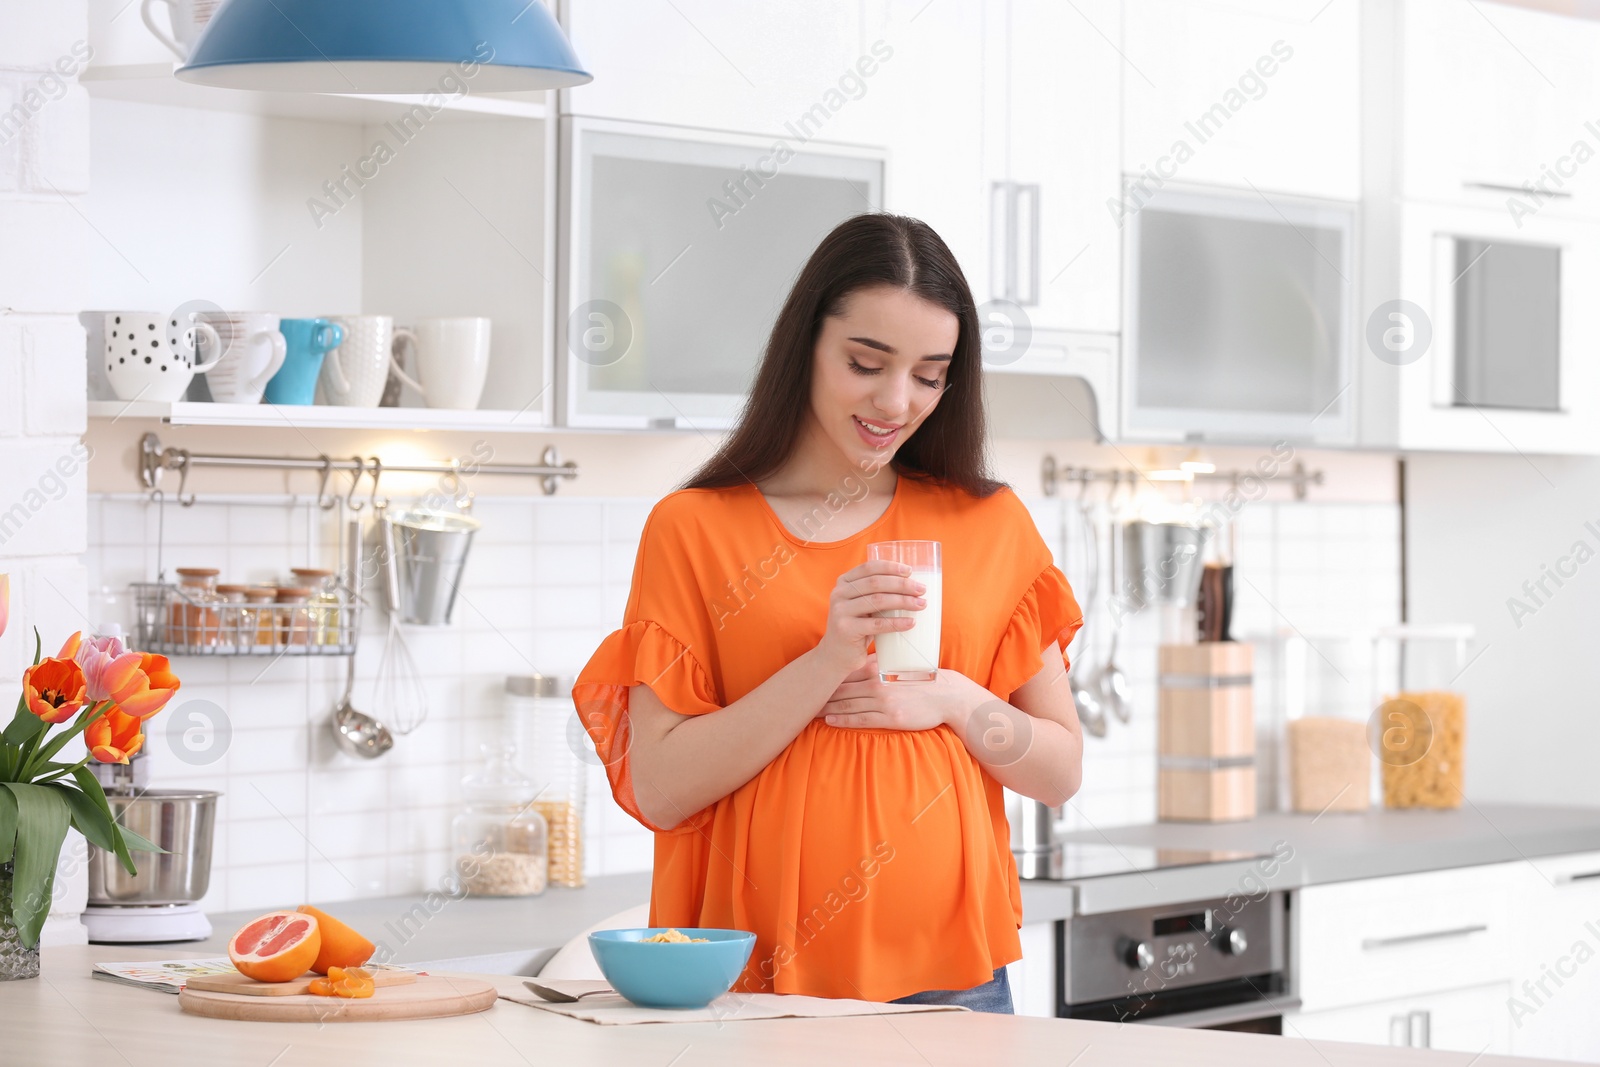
[523,979,615,1003]
[1094,521,1131,724]
[1070,669,1108,738]
[332,652,393,759]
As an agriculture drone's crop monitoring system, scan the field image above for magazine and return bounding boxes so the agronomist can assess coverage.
[91,958,425,994]
[91,958,241,994]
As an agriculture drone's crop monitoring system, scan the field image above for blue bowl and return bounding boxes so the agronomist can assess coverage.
[588,928,756,1009]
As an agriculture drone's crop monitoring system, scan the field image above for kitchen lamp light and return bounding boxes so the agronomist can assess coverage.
[176,0,591,93]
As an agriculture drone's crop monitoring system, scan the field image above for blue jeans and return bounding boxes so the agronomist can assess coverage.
[891,967,1014,1014]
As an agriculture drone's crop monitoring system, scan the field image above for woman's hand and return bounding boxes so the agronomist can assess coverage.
[813,560,926,677]
[819,655,990,732]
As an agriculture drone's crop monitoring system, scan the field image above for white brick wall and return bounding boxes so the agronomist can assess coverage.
[0,0,92,948]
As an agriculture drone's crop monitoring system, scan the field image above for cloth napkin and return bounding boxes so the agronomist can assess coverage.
[502,978,969,1025]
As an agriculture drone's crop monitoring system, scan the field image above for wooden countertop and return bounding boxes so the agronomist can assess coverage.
[5,945,1555,1067]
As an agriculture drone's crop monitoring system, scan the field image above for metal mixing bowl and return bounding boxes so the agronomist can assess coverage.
[86,788,219,906]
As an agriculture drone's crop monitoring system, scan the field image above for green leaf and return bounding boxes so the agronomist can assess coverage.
[1,703,45,749]
[119,825,163,854]
[69,767,136,877]
[0,786,15,865]
[0,782,71,949]
[47,783,118,854]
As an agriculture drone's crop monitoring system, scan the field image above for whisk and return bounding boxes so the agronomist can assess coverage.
[376,503,430,735]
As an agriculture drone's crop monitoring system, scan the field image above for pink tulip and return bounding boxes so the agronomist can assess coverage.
[73,632,143,703]
[0,573,9,639]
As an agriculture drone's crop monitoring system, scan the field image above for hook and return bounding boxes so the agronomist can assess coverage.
[444,459,465,507]
[316,455,338,510]
[346,456,367,512]
[367,456,387,510]
[175,450,197,507]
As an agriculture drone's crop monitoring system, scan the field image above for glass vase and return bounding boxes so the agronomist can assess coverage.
[0,861,42,981]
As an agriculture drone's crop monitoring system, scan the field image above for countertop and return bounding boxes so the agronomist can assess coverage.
[1030,802,1600,915]
[155,804,1600,973]
[5,944,1555,1067]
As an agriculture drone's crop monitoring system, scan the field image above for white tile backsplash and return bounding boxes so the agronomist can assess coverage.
[84,491,1401,911]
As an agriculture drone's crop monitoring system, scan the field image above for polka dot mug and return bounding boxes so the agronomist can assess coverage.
[102,311,223,403]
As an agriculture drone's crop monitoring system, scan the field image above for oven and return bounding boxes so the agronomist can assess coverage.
[1056,891,1293,1033]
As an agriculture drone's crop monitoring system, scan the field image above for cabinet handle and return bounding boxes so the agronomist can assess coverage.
[1015,182,1040,307]
[1558,869,1600,884]
[990,181,1013,302]
[1361,924,1487,950]
[1462,180,1573,199]
[1409,1009,1431,1048]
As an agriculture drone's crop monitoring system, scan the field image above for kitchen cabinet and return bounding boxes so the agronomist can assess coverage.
[1509,851,1600,1062]
[1400,0,1600,220]
[1288,981,1514,1054]
[1010,921,1057,1018]
[1121,0,1361,202]
[1292,862,1515,1012]
[1377,200,1600,454]
[978,0,1122,337]
[560,0,872,143]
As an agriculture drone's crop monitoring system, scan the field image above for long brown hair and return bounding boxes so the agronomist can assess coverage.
[683,213,1002,497]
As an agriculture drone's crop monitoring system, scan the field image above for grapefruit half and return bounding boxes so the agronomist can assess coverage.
[229,910,321,983]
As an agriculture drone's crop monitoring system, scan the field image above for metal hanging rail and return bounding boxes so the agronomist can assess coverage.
[1040,455,1323,501]
[138,432,579,507]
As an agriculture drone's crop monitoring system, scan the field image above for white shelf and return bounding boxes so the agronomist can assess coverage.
[88,400,549,432]
[81,63,548,124]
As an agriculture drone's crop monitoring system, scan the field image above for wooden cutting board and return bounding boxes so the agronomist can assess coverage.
[178,975,498,1022]
[185,968,418,997]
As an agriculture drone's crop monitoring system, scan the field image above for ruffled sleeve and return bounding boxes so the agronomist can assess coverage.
[573,494,724,834]
[986,564,1084,702]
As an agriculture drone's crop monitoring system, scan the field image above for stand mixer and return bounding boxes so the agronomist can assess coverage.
[79,751,220,943]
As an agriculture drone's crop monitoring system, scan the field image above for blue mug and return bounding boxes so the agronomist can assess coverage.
[266,319,346,405]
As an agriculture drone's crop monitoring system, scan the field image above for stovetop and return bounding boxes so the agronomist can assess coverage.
[1033,843,1271,882]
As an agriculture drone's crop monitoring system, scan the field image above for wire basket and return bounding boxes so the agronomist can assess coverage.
[130,581,361,656]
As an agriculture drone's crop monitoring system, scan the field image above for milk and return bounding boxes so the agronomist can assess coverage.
[875,569,942,681]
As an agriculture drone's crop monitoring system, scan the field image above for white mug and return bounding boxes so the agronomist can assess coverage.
[141,0,220,60]
[102,311,222,403]
[320,315,398,408]
[391,317,492,410]
[198,312,287,405]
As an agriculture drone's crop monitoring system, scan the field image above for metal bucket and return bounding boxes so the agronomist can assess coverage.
[391,509,482,626]
[1120,520,1206,610]
[86,789,218,906]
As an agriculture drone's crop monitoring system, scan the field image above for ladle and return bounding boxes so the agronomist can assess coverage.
[331,515,393,759]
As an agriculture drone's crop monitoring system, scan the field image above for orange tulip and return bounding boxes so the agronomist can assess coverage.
[0,573,9,639]
[105,652,180,720]
[22,656,88,724]
[85,705,145,764]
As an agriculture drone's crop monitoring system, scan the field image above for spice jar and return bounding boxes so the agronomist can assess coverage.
[507,674,586,887]
[1371,625,1472,810]
[242,588,278,648]
[452,741,549,896]
[214,584,249,649]
[170,567,221,647]
[290,568,340,645]
[274,586,312,647]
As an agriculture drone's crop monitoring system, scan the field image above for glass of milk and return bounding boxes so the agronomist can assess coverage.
[867,540,942,683]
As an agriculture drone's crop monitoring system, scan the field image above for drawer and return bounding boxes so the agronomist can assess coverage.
[1294,864,1515,1012]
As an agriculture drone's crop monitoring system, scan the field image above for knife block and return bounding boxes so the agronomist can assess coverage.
[1157,642,1255,822]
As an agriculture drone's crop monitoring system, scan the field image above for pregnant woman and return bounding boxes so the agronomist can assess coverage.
[574,213,1084,1013]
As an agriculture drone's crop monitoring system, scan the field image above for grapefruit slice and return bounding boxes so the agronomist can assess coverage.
[309,965,376,998]
[229,910,321,983]
[297,905,375,974]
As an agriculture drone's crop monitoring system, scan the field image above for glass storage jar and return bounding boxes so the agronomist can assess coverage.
[507,674,586,887]
[452,742,549,896]
[1371,625,1473,810]
[290,568,339,645]
[242,588,278,647]
[214,584,249,649]
[274,586,312,647]
[170,567,221,647]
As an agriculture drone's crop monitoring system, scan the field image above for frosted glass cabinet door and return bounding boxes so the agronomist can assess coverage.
[1122,185,1354,443]
[559,119,883,429]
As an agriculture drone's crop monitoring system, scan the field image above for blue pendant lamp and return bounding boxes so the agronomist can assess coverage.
[176,0,590,93]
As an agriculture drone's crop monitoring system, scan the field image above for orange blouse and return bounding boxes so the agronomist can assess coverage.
[573,475,1082,1001]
